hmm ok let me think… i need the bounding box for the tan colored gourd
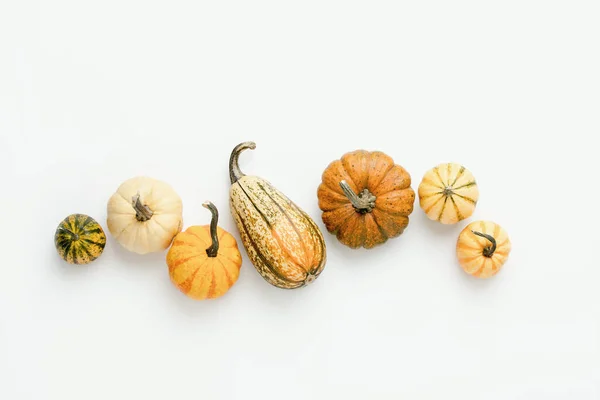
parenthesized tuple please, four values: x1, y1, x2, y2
(228, 142, 327, 289)
(418, 163, 479, 224)
(456, 220, 511, 278)
(107, 176, 183, 254)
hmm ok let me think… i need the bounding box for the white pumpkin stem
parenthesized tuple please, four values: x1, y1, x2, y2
(229, 141, 256, 184)
(339, 180, 376, 213)
(132, 193, 154, 222)
(471, 230, 497, 257)
(203, 201, 220, 257)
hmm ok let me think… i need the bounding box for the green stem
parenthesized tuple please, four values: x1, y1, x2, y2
(229, 141, 256, 184)
(203, 201, 220, 257)
(471, 230, 497, 257)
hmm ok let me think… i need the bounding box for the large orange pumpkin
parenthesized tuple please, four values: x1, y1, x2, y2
(317, 150, 415, 249)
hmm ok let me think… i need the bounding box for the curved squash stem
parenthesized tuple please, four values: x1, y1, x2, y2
(203, 201, 220, 257)
(132, 193, 154, 222)
(339, 180, 376, 213)
(471, 230, 497, 257)
(229, 141, 256, 184)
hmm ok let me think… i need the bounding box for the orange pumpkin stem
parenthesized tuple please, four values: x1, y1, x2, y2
(339, 180, 376, 213)
(229, 141, 256, 184)
(471, 230, 497, 257)
(203, 201, 220, 257)
(132, 193, 154, 222)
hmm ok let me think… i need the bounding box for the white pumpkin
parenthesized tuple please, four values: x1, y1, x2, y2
(107, 176, 183, 254)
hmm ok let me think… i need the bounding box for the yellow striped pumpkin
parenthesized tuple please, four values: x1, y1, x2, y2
(228, 142, 327, 289)
(456, 220, 511, 278)
(167, 202, 242, 300)
(54, 214, 106, 264)
(418, 163, 479, 224)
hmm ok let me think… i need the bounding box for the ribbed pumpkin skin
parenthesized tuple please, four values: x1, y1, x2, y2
(107, 176, 183, 254)
(456, 221, 511, 278)
(54, 214, 106, 264)
(167, 226, 242, 299)
(230, 176, 327, 289)
(317, 150, 415, 249)
(418, 163, 479, 224)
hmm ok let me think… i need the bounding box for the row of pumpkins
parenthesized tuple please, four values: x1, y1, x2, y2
(54, 142, 512, 299)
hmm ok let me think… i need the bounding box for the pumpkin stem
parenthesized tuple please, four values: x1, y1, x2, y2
(471, 230, 497, 257)
(132, 193, 154, 222)
(229, 141, 256, 184)
(203, 201, 220, 257)
(339, 180, 376, 213)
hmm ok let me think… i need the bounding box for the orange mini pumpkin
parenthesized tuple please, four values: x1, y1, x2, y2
(317, 150, 415, 249)
(456, 220, 511, 278)
(166, 202, 242, 300)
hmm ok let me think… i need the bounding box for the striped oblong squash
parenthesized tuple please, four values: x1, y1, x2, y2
(228, 142, 327, 289)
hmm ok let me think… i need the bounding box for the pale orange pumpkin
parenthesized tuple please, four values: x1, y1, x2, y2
(418, 163, 479, 224)
(166, 202, 242, 300)
(456, 220, 511, 278)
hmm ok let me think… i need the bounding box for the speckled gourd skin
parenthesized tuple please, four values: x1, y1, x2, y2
(317, 150, 415, 249)
(230, 175, 327, 289)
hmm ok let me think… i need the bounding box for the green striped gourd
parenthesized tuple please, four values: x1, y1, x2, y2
(54, 214, 106, 264)
(228, 142, 327, 289)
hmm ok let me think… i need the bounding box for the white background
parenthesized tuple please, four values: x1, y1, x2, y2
(1, 1, 599, 399)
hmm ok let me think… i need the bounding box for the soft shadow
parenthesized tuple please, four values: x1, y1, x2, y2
(454, 258, 501, 291)
(108, 237, 167, 269)
(417, 210, 462, 240)
(159, 274, 223, 317)
(244, 265, 318, 308)
(319, 221, 417, 272)
(52, 243, 104, 279)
